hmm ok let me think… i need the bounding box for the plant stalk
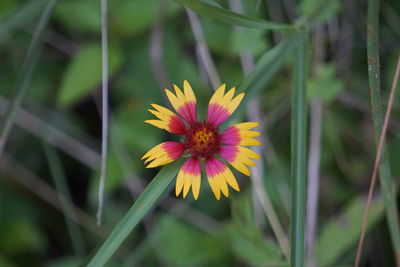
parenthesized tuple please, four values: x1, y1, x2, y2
(290, 30, 308, 267)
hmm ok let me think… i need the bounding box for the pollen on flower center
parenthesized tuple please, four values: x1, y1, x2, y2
(184, 122, 221, 158)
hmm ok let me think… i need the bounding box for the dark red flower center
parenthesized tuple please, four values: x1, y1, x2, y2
(184, 121, 221, 159)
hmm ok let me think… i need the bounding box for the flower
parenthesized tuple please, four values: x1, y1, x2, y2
(142, 81, 261, 200)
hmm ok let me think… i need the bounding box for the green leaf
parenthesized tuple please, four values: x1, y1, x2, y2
(54, 0, 100, 33)
(87, 159, 184, 267)
(0, 218, 46, 254)
(0, 256, 15, 267)
(316, 195, 384, 266)
(231, 29, 269, 57)
(111, 0, 181, 37)
(175, 0, 292, 31)
(0, 0, 17, 18)
(58, 44, 122, 107)
(307, 63, 343, 102)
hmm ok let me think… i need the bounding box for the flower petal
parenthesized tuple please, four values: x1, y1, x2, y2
(221, 122, 261, 146)
(164, 80, 197, 124)
(142, 142, 185, 168)
(207, 85, 244, 126)
(220, 145, 260, 176)
(205, 157, 240, 199)
(145, 104, 186, 134)
(175, 157, 201, 199)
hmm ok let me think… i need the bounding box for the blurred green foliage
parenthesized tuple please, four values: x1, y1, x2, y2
(0, 0, 399, 266)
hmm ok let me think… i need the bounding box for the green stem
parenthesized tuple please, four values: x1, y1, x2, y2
(367, 0, 400, 264)
(290, 30, 308, 267)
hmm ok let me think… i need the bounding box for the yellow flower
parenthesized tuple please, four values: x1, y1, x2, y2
(142, 81, 261, 200)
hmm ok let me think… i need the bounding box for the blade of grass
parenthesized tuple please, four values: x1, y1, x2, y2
(354, 0, 400, 264)
(42, 142, 86, 257)
(97, 0, 109, 226)
(290, 30, 309, 267)
(88, 158, 184, 267)
(354, 55, 400, 266)
(175, 0, 293, 31)
(0, 0, 59, 155)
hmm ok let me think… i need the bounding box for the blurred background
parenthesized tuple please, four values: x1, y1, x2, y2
(0, 0, 400, 266)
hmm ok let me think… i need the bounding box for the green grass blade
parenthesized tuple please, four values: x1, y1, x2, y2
(43, 142, 86, 257)
(175, 0, 292, 31)
(290, 30, 309, 267)
(87, 158, 184, 267)
(0, 0, 59, 155)
(366, 0, 400, 263)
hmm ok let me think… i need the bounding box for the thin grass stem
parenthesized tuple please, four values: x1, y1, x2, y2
(42, 142, 86, 257)
(97, 0, 109, 226)
(186, 8, 221, 89)
(354, 0, 400, 264)
(0, 0, 59, 155)
(306, 26, 325, 267)
(354, 54, 400, 266)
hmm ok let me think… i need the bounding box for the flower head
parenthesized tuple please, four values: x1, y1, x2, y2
(142, 81, 261, 200)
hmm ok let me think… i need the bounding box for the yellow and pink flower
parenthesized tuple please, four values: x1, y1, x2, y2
(142, 81, 261, 200)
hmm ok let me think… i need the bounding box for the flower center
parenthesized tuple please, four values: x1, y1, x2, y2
(184, 122, 221, 159)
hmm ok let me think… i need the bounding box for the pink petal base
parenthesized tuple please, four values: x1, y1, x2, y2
(207, 103, 230, 126)
(181, 157, 201, 175)
(219, 145, 237, 162)
(178, 102, 197, 124)
(221, 126, 240, 145)
(205, 157, 226, 178)
(162, 142, 185, 160)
